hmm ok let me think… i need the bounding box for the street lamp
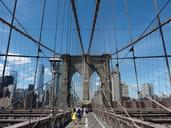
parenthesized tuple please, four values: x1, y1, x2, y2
(49, 55, 61, 126)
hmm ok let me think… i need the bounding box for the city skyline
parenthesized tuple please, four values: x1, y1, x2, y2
(0, 0, 170, 98)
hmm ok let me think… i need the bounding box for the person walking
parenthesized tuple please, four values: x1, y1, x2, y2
(76, 108, 82, 123)
(71, 108, 78, 126)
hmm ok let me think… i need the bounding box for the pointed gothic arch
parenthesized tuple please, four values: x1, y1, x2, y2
(59, 54, 111, 107)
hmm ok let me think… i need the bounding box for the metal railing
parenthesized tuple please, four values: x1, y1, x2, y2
(4, 111, 71, 128)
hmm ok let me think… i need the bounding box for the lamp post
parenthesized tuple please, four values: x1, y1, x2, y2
(49, 55, 61, 128)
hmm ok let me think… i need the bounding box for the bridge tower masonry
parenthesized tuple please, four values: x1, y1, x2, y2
(60, 54, 112, 107)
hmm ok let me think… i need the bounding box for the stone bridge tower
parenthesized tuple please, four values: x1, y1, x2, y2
(60, 54, 111, 107)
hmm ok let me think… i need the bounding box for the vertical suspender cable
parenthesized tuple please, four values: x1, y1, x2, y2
(53, 0, 60, 54)
(59, 0, 67, 54)
(87, 0, 101, 54)
(66, 1, 71, 54)
(131, 47, 143, 127)
(153, 0, 171, 87)
(2, 0, 17, 79)
(70, 0, 85, 55)
(29, 0, 46, 124)
(110, 0, 119, 69)
(124, 0, 143, 126)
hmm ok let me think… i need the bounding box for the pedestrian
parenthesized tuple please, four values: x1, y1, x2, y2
(76, 108, 82, 123)
(71, 108, 78, 126)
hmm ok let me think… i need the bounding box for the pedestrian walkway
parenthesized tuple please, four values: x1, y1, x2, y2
(66, 113, 105, 128)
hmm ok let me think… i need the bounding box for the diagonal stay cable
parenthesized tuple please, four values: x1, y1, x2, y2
(29, 0, 47, 123)
(109, 69, 171, 114)
(0, 16, 59, 55)
(32, 91, 57, 128)
(70, 0, 85, 55)
(100, 89, 123, 128)
(87, 0, 101, 54)
(50, 87, 78, 127)
(0, 78, 53, 113)
(101, 82, 139, 128)
(0, 0, 60, 58)
(110, 0, 171, 56)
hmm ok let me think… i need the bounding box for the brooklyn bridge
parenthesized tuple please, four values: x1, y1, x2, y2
(0, 0, 171, 127)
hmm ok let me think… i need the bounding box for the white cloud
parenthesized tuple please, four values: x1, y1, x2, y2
(5, 52, 32, 65)
(0, 63, 10, 75)
(25, 76, 34, 81)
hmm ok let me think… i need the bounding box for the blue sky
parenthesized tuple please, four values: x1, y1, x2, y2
(0, 0, 171, 98)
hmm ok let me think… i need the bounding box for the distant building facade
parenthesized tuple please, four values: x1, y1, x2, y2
(45, 84, 50, 105)
(142, 83, 154, 97)
(24, 84, 36, 109)
(0, 75, 15, 99)
(0, 71, 18, 109)
(36, 64, 44, 102)
(121, 83, 129, 98)
(110, 68, 121, 101)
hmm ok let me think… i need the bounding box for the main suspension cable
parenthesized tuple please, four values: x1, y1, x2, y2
(87, 0, 101, 54)
(70, 0, 85, 55)
(110, 0, 171, 56)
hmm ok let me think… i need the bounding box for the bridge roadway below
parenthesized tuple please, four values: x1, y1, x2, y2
(66, 112, 107, 128)
(1, 109, 171, 127)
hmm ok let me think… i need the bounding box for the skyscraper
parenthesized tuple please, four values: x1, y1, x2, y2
(36, 64, 44, 102)
(9, 71, 18, 98)
(0, 75, 15, 99)
(142, 83, 154, 97)
(121, 83, 129, 98)
(110, 68, 121, 101)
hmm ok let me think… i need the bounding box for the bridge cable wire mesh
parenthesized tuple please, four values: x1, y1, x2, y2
(123, 1, 143, 126)
(0, 0, 57, 60)
(100, 77, 140, 127)
(32, 88, 73, 128)
(59, 0, 67, 54)
(70, 0, 85, 55)
(90, 61, 138, 127)
(110, 0, 171, 56)
(108, 69, 171, 113)
(50, 86, 79, 128)
(152, 0, 171, 87)
(87, 0, 101, 54)
(0, 0, 60, 56)
(53, 0, 60, 54)
(0, 77, 54, 113)
(1, 0, 17, 89)
(94, 90, 123, 127)
(102, 88, 134, 127)
(29, 0, 47, 123)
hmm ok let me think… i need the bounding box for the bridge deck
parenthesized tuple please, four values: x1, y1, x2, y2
(66, 113, 106, 128)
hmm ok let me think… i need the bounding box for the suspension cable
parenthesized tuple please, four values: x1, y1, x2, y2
(29, 0, 47, 123)
(110, 0, 171, 56)
(152, 0, 171, 87)
(101, 81, 139, 128)
(123, 1, 143, 126)
(70, 0, 85, 55)
(59, 0, 67, 54)
(110, 69, 171, 114)
(128, 84, 171, 113)
(53, 0, 60, 54)
(93, 65, 138, 127)
(0, 78, 53, 113)
(0, 17, 58, 54)
(0, 0, 56, 62)
(87, 0, 101, 54)
(2, 0, 17, 80)
(130, 47, 144, 127)
(100, 89, 123, 128)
